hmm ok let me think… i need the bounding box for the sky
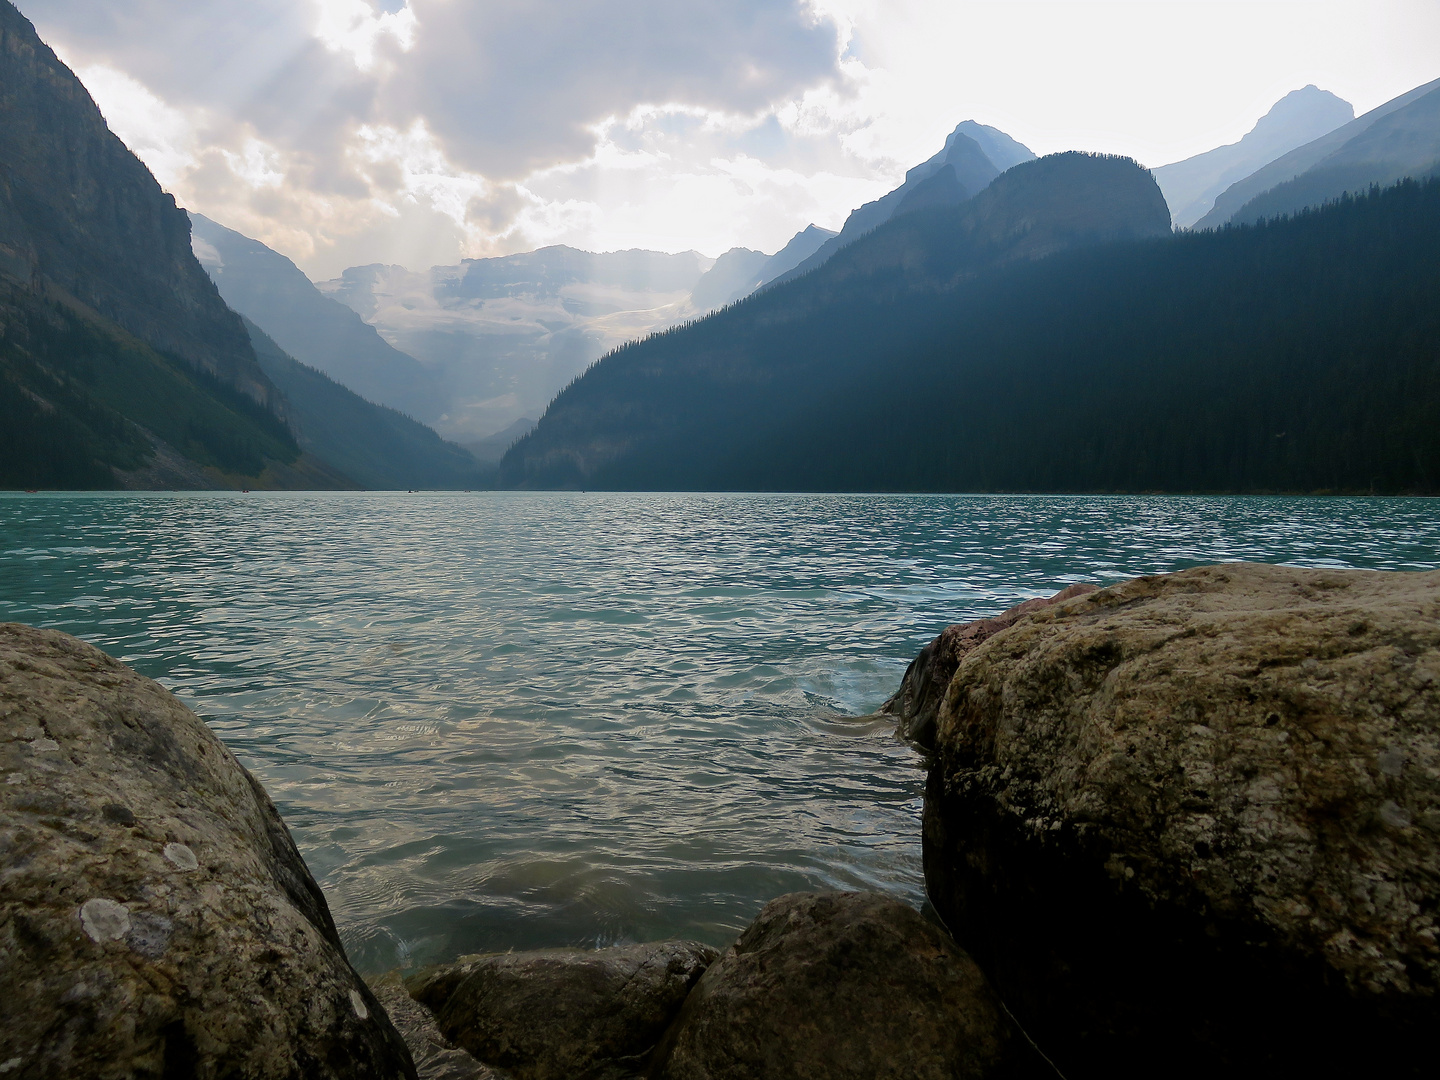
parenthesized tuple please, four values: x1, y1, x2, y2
(22, 0, 1440, 279)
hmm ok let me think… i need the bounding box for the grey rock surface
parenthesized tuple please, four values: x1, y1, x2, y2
(369, 972, 502, 1080)
(882, 583, 1097, 747)
(922, 563, 1440, 1077)
(0, 623, 416, 1079)
(654, 891, 1051, 1080)
(408, 941, 717, 1080)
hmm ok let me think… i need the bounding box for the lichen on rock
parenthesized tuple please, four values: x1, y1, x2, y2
(920, 563, 1440, 1076)
(654, 891, 1052, 1080)
(407, 940, 717, 1080)
(0, 623, 416, 1079)
(882, 582, 1098, 747)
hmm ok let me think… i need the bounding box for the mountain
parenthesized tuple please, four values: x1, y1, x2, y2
(463, 417, 536, 464)
(1153, 86, 1353, 227)
(498, 152, 1170, 490)
(318, 247, 719, 441)
(0, 0, 350, 489)
(500, 176, 1440, 494)
(189, 214, 444, 424)
(689, 247, 771, 312)
(0, 275, 335, 489)
(769, 121, 1036, 286)
(1196, 77, 1440, 229)
(1220, 84, 1440, 227)
(746, 225, 837, 290)
(0, 2, 279, 413)
(242, 318, 484, 490)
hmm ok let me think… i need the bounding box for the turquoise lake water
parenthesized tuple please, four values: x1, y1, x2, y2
(2, 491, 1437, 972)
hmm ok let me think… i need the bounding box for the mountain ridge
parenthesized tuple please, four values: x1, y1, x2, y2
(190, 212, 444, 424)
(498, 152, 1169, 489)
(0, 1, 280, 413)
(503, 178, 1440, 494)
(768, 121, 1036, 287)
(1153, 85, 1353, 227)
(1195, 76, 1440, 229)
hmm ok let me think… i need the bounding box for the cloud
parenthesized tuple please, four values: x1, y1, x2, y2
(388, 0, 843, 178)
(22, 0, 1440, 277)
(26, 0, 856, 274)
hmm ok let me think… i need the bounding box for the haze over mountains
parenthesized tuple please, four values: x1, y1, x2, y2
(311, 225, 849, 441)
(770, 121, 1036, 285)
(1195, 76, 1440, 229)
(5, 0, 1440, 494)
(0, 1, 482, 490)
(190, 214, 445, 426)
(1152, 86, 1354, 227)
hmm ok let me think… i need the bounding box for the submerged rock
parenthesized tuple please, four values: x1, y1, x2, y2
(407, 940, 717, 1080)
(654, 891, 1051, 1080)
(0, 623, 415, 1079)
(882, 583, 1097, 747)
(922, 564, 1440, 1076)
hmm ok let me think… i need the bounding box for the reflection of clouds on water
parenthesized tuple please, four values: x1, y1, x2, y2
(2, 491, 1437, 973)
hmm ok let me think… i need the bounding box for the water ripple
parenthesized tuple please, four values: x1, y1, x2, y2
(2, 491, 1437, 971)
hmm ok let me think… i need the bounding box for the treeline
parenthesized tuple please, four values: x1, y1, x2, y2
(1, 283, 300, 489)
(504, 179, 1440, 493)
(244, 318, 487, 491)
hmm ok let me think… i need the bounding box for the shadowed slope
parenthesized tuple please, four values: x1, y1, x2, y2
(499, 153, 1169, 490)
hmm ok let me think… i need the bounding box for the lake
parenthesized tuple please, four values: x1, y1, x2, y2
(2, 491, 1436, 972)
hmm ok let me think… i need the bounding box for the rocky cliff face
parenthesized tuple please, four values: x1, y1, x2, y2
(0, 1, 278, 410)
(920, 564, 1440, 1077)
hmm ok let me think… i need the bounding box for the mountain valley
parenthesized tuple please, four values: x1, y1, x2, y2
(3, 0, 1439, 494)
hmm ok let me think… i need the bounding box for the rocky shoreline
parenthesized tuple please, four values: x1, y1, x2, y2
(3, 563, 1437, 1077)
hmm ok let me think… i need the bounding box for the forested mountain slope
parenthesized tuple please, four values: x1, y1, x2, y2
(0, 278, 322, 489)
(0, 1, 278, 410)
(501, 175, 1440, 494)
(498, 152, 1171, 489)
(243, 319, 485, 490)
(0, 0, 351, 489)
(1196, 77, 1440, 229)
(191, 214, 444, 424)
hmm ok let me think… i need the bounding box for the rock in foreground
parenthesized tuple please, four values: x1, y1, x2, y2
(407, 941, 717, 1080)
(882, 583, 1098, 747)
(923, 564, 1440, 1077)
(0, 624, 415, 1079)
(654, 891, 1051, 1080)
(369, 972, 501, 1080)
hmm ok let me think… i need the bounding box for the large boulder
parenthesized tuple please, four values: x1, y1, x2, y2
(407, 941, 717, 1080)
(882, 583, 1098, 746)
(0, 623, 416, 1079)
(922, 564, 1440, 1077)
(653, 891, 1051, 1080)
